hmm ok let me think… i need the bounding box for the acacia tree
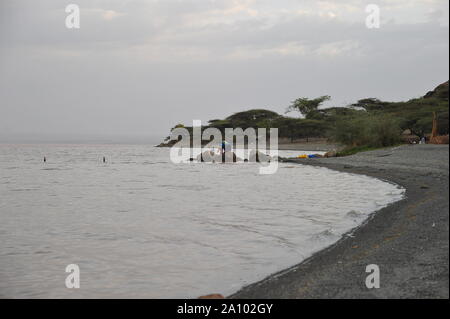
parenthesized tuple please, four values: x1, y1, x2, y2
(286, 96, 331, 117)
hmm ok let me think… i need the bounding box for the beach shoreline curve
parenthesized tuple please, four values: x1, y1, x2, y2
(230, 144, 449, 299)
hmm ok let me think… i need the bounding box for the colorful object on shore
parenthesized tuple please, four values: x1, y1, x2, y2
(297, 154, 321, 159)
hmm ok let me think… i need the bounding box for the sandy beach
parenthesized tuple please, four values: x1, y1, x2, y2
(231, 144, 449, 299)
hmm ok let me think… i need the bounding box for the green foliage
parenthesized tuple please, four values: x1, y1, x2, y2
(273, 117, 328, 142)
(375, 97, 449, 137)
(273, 117, 302, 142)
(171, 123, 185, 131)
(286, 96, 331, 117)
(225, 109, 280, 127)
(330, 115, 402, 148)
(424, 81, 449, 100)
(350, 98, 390, 111)
(207, 119, 232, 132)
(169, 81, 448, 150)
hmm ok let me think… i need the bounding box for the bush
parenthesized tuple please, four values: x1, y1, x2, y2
(370, 116, 403, 147)
(330, 116, 371, 147)
(330, 115, 402, 148)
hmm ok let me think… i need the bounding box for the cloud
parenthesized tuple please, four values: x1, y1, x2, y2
(0, 0, 448, 138)
(85, 8, 126, 21)
(1, 0, 448, 60)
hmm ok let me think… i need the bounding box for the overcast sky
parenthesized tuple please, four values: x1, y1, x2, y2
(0, 0, 449, 142)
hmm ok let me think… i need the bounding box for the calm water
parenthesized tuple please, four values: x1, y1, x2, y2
(0, 144, 405, 298)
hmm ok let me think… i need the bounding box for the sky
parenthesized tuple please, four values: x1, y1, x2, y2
(0, 0, 449, 143)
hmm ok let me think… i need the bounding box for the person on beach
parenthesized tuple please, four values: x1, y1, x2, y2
(221, 141, 226, 154)
(220, 140, 235, 163)
(420, 136, 426, 144)
(221, 140, 231, 153)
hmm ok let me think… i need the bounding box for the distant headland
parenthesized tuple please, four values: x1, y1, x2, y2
(157, 81, 449, 154)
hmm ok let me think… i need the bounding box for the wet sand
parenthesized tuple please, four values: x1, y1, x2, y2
(231, 144, 449, 299)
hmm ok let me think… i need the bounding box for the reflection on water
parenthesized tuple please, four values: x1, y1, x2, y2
(0, 144, 404, 298)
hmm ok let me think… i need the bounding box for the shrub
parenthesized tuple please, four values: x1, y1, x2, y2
(330, 115, 402, 148)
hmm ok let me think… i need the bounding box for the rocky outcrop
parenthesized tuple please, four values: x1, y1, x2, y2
(194, 150, 276, 163)
(156, 140, 177, 148)
(424, 81, 449, 100)
(196, 151, 240, 163)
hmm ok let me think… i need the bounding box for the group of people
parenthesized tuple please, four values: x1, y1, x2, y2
(410, 136, 427, 144)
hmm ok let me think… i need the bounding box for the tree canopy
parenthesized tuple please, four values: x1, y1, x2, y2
(162, 81, 449, 148)
(286, 96, 331, 117)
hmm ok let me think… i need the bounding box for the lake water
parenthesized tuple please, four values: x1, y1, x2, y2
(0, 144, 405, 298)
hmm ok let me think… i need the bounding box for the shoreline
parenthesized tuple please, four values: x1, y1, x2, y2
(277, 142, 339, 152)
(230, 144, 449, 298)
(156, 141, 339, 152)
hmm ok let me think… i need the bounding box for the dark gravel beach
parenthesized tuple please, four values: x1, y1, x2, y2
(231, 144, 449, 299)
